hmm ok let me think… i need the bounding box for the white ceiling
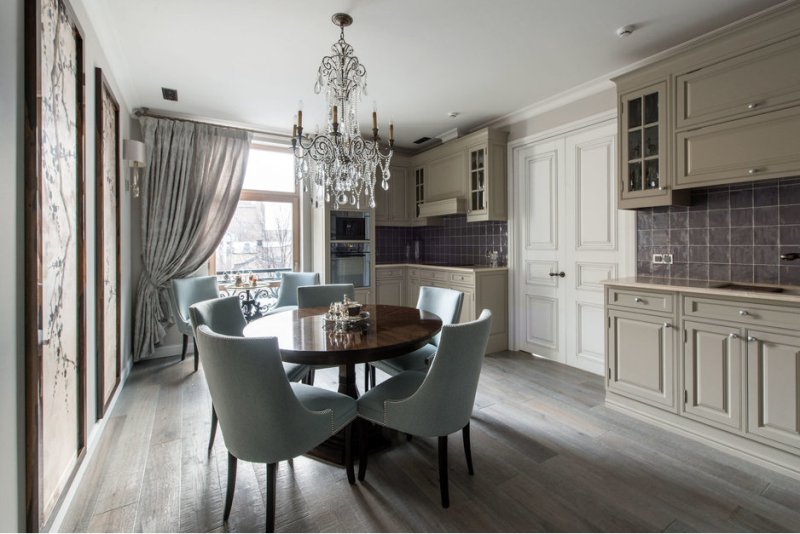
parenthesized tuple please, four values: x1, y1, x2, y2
(85, 0, 785, 148)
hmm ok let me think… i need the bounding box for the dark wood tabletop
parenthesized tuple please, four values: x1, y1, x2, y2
(242, 304, 443, 367)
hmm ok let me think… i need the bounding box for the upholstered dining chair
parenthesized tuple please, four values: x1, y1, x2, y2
(266, 271, 320, 315)
(297, 283, 356, 385)
(356, 309, 492, 508)
(367, 286, 464, 391)
(194, 325, 357, 532)
(297, 283, 355, 308)
(168, 275, 220, 371)
(189, 296, 311, 452)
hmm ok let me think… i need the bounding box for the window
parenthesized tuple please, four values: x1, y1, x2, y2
(212, 145, 299, 279)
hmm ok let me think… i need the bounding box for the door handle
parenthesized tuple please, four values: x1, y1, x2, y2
(549, 272, 566, 278)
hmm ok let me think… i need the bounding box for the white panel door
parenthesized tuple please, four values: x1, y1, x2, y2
(514, 139, 566, 361)
(564, 123, 627, 374)
(513, 120, 634, 374)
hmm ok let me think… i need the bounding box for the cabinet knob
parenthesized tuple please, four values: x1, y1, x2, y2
(747, 336, 758, 343)
(739, 310, 749, 316)
(663, 323, 672, 328)
(747, 168, 759, 175)
(634, 297, 643, 303)
(729, 333, 739, 339)
(746, 102, 759, 110)
(658, 185, 668, 191)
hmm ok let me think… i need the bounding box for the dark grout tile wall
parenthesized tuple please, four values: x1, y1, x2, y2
(636, 177, 800, 285)
(376, 215, 508, 266)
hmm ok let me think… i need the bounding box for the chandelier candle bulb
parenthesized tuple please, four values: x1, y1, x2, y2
(389, 123, 394, 143)
(297, 109, 303, 129)
(333, 105, 338, 126)
(372, 110, 377, 130)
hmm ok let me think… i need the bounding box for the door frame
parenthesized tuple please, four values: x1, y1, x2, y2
(507, 109, 636, 355)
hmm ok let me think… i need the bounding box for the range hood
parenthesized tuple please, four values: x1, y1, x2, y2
(418, 198, 467, 218)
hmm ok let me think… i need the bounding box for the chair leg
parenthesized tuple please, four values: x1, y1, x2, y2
(345, 423, 355, 485)
(266, 462, 276, 532)
(180, 334, 188, 361)
(406, 433, 413, 442)
(438, 436, 450, 508)
(224, 453, 237, 521)
(208, 405, 218, 453)
(306, 368, 315, 385)
(462, 423, 474, 475)
(370, 365, 376, 388)
(193, 338, 199, 372)
(363, 364, 370, 392)
(358, 419, 369, 481)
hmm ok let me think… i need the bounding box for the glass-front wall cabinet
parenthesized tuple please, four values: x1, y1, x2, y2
(621, 82, 668, 202)
(414, 167, 425, 218)
(469, 146, 486, 213)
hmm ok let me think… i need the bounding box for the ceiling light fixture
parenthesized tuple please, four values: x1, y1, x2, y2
(291, 13, 394, 209)
(616, 25, 635, 38)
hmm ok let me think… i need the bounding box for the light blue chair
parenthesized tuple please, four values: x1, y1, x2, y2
(297, 283, 355, 309)
(189, 296, 311, 452)
(194, 324, 357, 532)
(356, 310, 492, 508)
(266, 272, 320, 315)
(297, 283, 356, 385)
(168, 275, 220, 371)
(368, 286, 464, 390)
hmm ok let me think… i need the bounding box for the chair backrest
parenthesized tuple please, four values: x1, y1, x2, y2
(297, 283, 355, 308)
(194, 325, 335, 464)
(168, 276, 220, 334)
(383, 309, 492, 437)
(417, 286, 464, 347)
(274, 272, 320, 308)
(189, 296, 246, 337)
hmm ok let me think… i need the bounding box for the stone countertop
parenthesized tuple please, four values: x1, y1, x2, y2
(603, 276, 800, 305)
(376, 263, 509, 273)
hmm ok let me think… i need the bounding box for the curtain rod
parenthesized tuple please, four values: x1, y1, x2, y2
(133, 107, 293, 143)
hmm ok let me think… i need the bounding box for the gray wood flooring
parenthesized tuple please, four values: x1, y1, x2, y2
(61, 352, 800, 532)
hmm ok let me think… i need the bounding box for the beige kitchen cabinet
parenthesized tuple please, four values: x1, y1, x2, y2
(375, 267, 405, 306)
(410, 166, 428, 226)
(466, 129, 508, 222)
(676, 34, 800, 130)
(683, 320, 744, 431)
(407, 269, 421, 305)
(354, 287, 374, 305)
(607, 307, 677, 411)
(746, 328, 800, 451)
(675, 106, 800, 188)
(374, 164, 409, 226)
(425, 151, 466, 202)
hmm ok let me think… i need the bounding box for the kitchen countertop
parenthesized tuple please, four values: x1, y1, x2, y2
(603, 276, 800, 304)
(376, 263, 508, 273)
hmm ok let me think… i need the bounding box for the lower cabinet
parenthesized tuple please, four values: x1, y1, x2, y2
(746, 328, 800, 450)
(376, 278, 404, 306)
(683, 320, 744, 430)
(607, 308, 676, 410)
(354, 287, 373, 305)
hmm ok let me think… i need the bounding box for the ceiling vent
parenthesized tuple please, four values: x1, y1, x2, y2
(161, 87, 178, 101)
(413, 136, 432, 145)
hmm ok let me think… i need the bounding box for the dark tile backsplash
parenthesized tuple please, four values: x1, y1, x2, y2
(636, 178, 800, 286)
(376, 215, 508, 266)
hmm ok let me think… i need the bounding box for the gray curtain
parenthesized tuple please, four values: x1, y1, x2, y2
(133, 117, 252, 360)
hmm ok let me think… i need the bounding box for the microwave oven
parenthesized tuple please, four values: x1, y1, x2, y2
(331, 211, 369, 241)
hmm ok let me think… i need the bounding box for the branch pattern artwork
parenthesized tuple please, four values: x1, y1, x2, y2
(39, 0, 82, 520)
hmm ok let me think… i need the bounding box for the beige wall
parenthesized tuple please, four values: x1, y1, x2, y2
(506, 87, 617, 142)
(0, 0, 135, 527)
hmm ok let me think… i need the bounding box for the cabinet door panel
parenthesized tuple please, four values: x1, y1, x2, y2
(376, 279, 404, 306)
(747, 329, 800, 450)
(683, 321, 744, 430)
(426, 151, 466, 201)
(608, 309, 675, 410)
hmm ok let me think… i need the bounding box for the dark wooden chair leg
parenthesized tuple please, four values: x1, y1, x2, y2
(358, 419, 369, 481)
(438, 435, 450, 508)
(180, 334, 188, 361)
(462, 423, 474, 475)
(193, 338, 199, 372)
(370, 365, 376, 388)
(363, 364, 370, 392)
(345, 423, 355, 484)
(307, 368, 315, 385)
(406, 433, 413, 442)
(208, 405, 218, 453)
(266, 462, 277, 532)
(224, 453, 237, 521)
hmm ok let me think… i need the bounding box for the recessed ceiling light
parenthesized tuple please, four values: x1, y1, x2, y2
(616, 25, 635, 38)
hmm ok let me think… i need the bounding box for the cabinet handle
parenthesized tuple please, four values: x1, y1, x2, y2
(549, 272, 566, 278)
(663, 323, 672, 328)
(634, 297, 644, 303)
(739, 310, 749, 316)
(729, 333, 739, 339)
(747, 336, 758, 343)
(746, 102, 759, 110)
(747, 168, 759, 175)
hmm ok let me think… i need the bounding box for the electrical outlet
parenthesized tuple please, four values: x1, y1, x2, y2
(663, 253, 673, 264)
(652, 254, 664, 264)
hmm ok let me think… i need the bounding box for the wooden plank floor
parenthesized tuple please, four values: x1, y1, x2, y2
(61, 352, 800, 532)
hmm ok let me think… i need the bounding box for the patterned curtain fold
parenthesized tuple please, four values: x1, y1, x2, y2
(133, 117, 252, 360)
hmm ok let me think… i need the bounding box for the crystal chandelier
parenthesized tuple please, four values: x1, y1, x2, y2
(292, 13, 394, 209)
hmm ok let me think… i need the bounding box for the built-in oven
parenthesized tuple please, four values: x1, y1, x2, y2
(330, 242, 371, 288)
(331, 210, 370, 241)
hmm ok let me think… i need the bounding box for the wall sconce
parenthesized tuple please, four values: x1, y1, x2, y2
(122, 139, 145, 197)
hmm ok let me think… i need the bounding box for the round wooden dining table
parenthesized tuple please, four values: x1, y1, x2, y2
(242, 304, 443, 399)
